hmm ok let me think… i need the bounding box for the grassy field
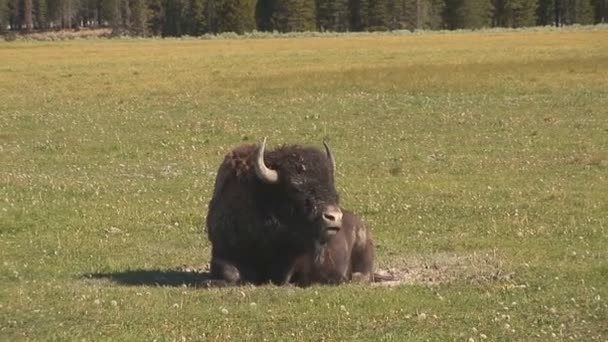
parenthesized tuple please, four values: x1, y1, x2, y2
(1, 28, 607, 340)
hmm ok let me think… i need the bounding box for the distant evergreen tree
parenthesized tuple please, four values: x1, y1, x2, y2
(494, 0, 537, 27)
(351, 0, 389, 31)
(218, 0, 255, 33)
(425, 0, 445, 28)
(147, 0, 163, 34)
(395, 0, 415, 30)
(0, 0, 8, 31)
(444, 0, 493, 29)
(365, 0, 389, 30)
(536, 0, 555, 25)
(103, 0, 114, 26)
(34, 0, 48, 28)
(272, 0, 315, 32)
(206, 0, 219, 32)
(104, 0, 121, 30)
(255, 0, 274, 30)
(386, 0, 405, 30)
(593, 0, 607, 22)
(396, 0, 444, 30)
(184, 0, 206, 35)
(61, 0, 79, 28)
(317, 0, 349, 31)
(129, 0, 149, 35)
(562, 0, 594, 24)
(348, 0, 363, 30)
(240, 0, 257, 32)
(79, 0, 94, 27)
(24, 0, 33, 30)
(161, 0, 185, 35)
(8, 0, 21, 30)
(555, 0, 563, 26)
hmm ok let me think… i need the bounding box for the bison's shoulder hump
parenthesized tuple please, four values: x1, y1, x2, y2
(222, 144, 258, 177)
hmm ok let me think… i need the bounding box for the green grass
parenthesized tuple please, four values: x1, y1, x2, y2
(1, 28, 607, 340)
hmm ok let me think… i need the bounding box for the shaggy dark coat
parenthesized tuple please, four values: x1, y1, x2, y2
(206, 143, 340, 285)
(285, 209, 375, 286)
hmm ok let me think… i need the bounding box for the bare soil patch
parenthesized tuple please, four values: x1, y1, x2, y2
(373, 251, 514, 287)
(87, 251, 513, 288)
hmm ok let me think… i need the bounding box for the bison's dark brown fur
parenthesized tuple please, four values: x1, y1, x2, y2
(206, 140, 343, 285)
(285, 209, 375, 286)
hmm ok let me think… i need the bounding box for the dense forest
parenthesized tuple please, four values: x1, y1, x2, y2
(1, 0, 606, 36)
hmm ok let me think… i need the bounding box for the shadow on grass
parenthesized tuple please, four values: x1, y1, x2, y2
(86, 269, 230, 288)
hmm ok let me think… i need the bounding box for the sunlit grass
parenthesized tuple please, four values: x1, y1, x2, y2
(1, 28, 607, 340)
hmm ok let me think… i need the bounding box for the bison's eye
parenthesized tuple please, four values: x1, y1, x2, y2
(304, 198, 313, 212)
(296, 164, 306, 173)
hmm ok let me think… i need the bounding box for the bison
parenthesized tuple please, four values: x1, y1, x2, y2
(205, 138, 345, 285)
(285, 209, 375, 286)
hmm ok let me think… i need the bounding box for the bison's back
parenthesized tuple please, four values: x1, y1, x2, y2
(206, 144, 261, 252)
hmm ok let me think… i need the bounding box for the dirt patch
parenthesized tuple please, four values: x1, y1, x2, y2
(373, 251, 514, 287)
(87, 251, 513, 288)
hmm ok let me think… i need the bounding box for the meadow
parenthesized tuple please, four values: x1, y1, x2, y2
(1, 27, 607, 340)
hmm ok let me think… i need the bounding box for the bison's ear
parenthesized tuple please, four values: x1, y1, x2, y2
(255, 137, 279, 184)
(323, 142, 336, 176)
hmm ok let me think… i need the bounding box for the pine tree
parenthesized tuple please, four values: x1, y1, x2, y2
(0, 0, 8, 31)
(386, 0, 404, 30)
(494, 0, 537, 27)
(351, 0, 390, 31)
(562, 0, 594, 24)
(348, 0, 364, 30)
(593, 0, 607, 23)
(8, 0, 20, 30)
(398, 0, 444, 31)
(317, 0, 349, 31)
(79, 0, 92, 27)
(104, 0, 121, 30)
(147, 0, 163, 35)
(366, 0, 389, 31)
(443, 0, 459, 29)
(129, 0, 149, 35)
(218, 0, 255, 33)
(161, 0, 185, 35)
(24, 0, 33, 30)
(206, 0, 219, 33)
(272, 0, 315, 32)
(95, 0, 104, 26)
(255, 0, 273, 30)
(536, 0, 555, 25)
(555, 0, 563, 26)
(185, 0, 206, 35)
(444, 0, 493, 29)
(425, 0, 445, 29)
(34, 0, 48, 29)
(60, 0, 78, 28)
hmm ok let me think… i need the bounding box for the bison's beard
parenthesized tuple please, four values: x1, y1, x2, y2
(313, 240, 327, 268)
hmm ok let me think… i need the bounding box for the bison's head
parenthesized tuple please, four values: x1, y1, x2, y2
(255, 138, 343, 244)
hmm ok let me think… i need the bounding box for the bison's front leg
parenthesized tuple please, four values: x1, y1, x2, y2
(266, 256, 303, 286)
(351, 238, 375, 283)
(210, 257, 242, 285)
(282, 253, 313, 286)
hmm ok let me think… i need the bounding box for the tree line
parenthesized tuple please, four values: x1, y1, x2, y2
(1, 0, 606, 36)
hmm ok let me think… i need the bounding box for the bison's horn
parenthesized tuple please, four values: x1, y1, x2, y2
(323, 142, 335, 176)
(255, 137, 279, 184)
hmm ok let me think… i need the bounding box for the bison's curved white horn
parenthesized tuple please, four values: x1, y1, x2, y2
(255, 138, 279, 184)
(323, 142, 335, 176)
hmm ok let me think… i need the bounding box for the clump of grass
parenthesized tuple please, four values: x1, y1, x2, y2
(3, 28, 113, 41)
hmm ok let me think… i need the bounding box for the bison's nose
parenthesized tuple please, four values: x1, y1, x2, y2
(322, 206, 343, 235)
